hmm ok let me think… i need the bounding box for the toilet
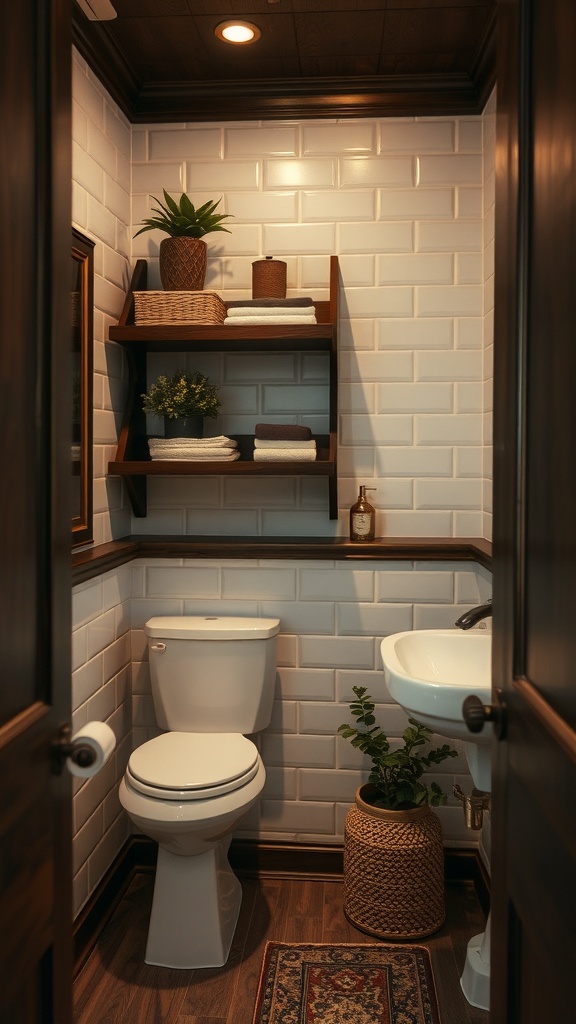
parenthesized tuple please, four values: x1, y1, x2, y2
(119, 614, 280, 969)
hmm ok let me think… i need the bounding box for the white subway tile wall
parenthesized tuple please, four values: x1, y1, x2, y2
(71, 565, 133, 916)
(126, 108, 494, 537)
(72, 51, 131, 547)
(482, 92, 496, 541)
(71, 53, 494, 540)
(70, 57, 496, 912)
(71, 558, 492, 915)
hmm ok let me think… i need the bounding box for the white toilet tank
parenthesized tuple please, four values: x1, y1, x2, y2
(144, 615, 280, 733)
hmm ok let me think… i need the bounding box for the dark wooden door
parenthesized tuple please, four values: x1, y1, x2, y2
(0, 0, 73, 1021)
(491, 0, 576, 1020)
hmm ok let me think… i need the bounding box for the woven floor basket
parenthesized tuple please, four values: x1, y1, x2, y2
(343, 793, 445, 940)
(133, 291, 227, 325)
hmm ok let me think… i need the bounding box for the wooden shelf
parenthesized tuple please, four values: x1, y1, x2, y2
(107, 257, 339, 518)
(72, 537, 493, 586)
(108, 324, 335, 348)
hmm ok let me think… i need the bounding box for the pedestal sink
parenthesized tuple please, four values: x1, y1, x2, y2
(380, 628, 492, 1011)
(380, 628, 492, 790)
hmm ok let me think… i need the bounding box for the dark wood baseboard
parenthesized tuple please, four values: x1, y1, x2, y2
(73, 836, 157, 975)
(73, 836, 490, 977)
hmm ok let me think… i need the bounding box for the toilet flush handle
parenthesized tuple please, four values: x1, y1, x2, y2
(150, 643, 166, 652)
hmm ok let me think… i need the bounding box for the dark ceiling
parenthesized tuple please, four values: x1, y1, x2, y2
(73, 0, 497, 123)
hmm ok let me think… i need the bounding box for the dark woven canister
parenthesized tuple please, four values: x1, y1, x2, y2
(252, 257, 287, 299)
(343, 786, 445, 941)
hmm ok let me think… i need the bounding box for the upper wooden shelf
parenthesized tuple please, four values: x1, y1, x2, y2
(108, 324, 335, 349)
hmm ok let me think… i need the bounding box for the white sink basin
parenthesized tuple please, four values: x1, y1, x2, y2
(380, 628, 492, 790)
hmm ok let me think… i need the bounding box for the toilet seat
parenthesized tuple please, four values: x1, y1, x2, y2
(126, 732, 259, 801)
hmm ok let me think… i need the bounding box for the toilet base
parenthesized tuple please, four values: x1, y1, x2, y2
(145, 841, 242, 969)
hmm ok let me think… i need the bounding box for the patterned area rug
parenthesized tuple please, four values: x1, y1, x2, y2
(252, 942, 442, 1024)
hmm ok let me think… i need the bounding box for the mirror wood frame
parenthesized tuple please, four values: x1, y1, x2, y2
(71, 227, 94, 546)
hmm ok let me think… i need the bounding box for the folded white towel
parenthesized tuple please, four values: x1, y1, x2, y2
(149, 448, 240, 462)
(253, 449, 317, 462)
(254, 439, 316, 449)
(224, 315, 317, 325)
(151, 435, 237, 448)
(149, 446, 238, 453)
(227, 306, 316, 318)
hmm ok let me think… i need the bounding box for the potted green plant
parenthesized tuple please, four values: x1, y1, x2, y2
(142, 369, 221, 438)
(338, 685, 457, 810)
(338, 686, 458, 941)
(134, 190, 233, 291)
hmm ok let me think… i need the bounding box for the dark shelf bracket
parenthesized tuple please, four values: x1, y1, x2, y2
(125, 476, 147, 518)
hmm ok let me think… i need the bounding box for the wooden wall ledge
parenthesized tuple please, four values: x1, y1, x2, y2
(72, 536, 492, 585)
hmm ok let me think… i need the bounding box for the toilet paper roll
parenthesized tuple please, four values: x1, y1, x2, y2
(67, 721, 116, 778)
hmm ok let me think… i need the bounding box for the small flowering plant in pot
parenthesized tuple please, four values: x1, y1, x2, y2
(142, 369, 221, 438)
(338, 685, 458, 810)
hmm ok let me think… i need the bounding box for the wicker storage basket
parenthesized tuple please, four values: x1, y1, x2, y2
(133, 291, 227, 325)
(343, 788, 445, 940)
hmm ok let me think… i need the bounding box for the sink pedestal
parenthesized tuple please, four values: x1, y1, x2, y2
(461, 913, 490, 1010)
(378, 628, 493, 1013)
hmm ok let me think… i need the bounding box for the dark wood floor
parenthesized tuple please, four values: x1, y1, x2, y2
(74, 871, 489, 1024)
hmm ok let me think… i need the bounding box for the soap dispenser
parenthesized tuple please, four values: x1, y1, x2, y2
(350, 486, 377, 542)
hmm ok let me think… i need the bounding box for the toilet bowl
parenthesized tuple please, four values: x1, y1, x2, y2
(119, 615, 279, 969)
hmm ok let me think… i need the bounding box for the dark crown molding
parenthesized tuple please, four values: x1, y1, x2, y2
(72, 11, 496, 124)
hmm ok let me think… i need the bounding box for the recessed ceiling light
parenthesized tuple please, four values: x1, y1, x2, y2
(214, 20, 261, 45)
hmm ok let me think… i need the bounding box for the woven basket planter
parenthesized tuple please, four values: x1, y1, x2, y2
(343, 785, 445, 941)
(159, 236, 207, 291)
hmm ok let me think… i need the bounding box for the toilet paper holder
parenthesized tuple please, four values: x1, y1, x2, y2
(52, 723, 97, 774)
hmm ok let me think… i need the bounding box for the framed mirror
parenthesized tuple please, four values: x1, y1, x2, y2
(71, 228, 94, 546)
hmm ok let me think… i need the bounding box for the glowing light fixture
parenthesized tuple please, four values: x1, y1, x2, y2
(214, 20, 261, 44)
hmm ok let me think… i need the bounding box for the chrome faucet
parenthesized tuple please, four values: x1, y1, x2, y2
(455, 599, 492, 630)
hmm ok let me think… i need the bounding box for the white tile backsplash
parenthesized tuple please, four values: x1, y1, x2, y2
(339, 156, 414, 187)
(264, 158, 336, 188)
(302, 122, 375, 154)
(226, 126, 298, 156)
(379, 120, 455, 153)
(378, 317, 454, 349)
(418, 154, 483, 185)
(148, 127, 222, 160)
(340, 220, 414, 254)
(377, 253, 454, 285)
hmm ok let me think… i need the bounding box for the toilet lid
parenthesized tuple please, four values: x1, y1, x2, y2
(126, 732, 260, 800)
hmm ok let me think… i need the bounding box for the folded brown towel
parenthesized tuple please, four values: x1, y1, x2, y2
(255, 423, 312, 440)
(226, 297, 314, 308)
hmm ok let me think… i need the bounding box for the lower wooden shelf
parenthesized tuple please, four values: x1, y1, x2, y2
(108, 433, 338, 518)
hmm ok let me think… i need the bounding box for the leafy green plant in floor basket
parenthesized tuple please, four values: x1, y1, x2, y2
(338, 686, 458, 810)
